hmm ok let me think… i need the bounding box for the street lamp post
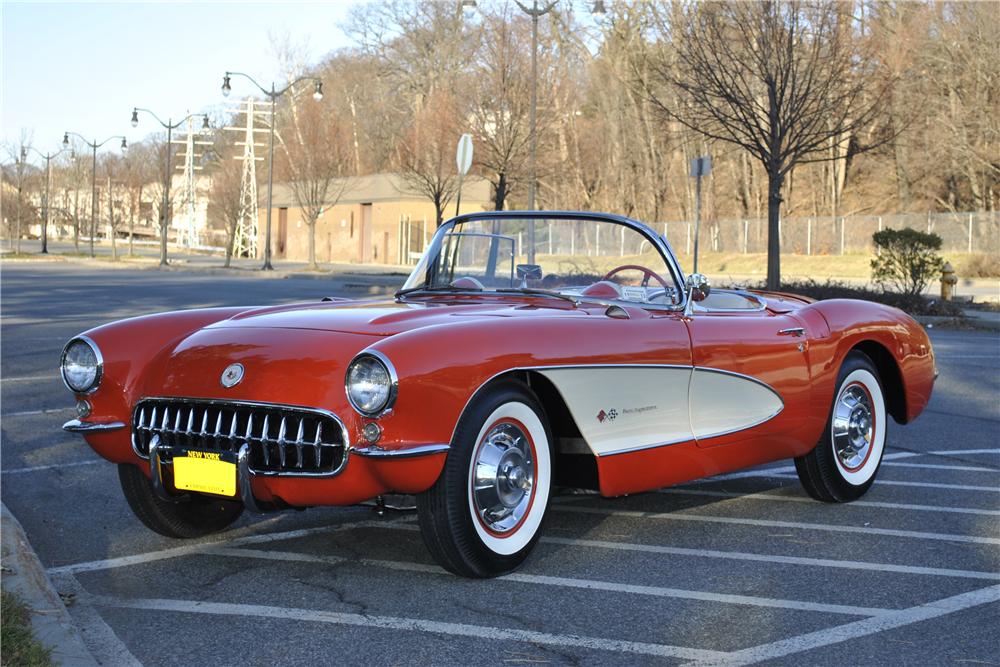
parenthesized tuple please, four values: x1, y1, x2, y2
(222, 71, 323, 270)
(514, 0, 557, 264)
(63, 132, 127, 258)
(24, 145, 71, 254)
(130, 108, 210, 266)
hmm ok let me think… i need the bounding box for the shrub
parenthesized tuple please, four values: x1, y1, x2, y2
(871, 228, 944, 296)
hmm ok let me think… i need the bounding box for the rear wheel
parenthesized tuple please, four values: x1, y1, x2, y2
(795, 351, 887, 502)
(417, 381, 552, 577)
(118, 464, 243, 538)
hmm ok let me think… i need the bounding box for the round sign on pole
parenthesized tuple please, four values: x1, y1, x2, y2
(456, 133, 473, 175)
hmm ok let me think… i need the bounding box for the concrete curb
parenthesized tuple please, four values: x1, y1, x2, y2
(914, 314, 1000, 331)
(1, 503, 98, 667)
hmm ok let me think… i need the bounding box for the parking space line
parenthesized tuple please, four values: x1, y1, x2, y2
(3, 460, 101, 475)
(883, 461, 996, 472)
(685, 584, 1000, 667)
(209, 547, 890, 617)
(2, 407, 73, 418)
(553, 506, 1000, 545)
(656, 488, 1000, 517)
(365, 523, 1000, 581)
(47, 572, 142, 667)
(47, 518, 410, 575)
(740, 472, 1000, 493)
(928, 449, 1000, 456)
(0, 375, 58, 383)
(87, 595, 728, 662)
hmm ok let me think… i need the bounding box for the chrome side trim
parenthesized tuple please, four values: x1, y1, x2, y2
(59, 335, 104, 395)
(63, 419, 125, 433)
(345, 349, 399, 418)
(598, 436, 693, 457)
(352, 443, 450, 459)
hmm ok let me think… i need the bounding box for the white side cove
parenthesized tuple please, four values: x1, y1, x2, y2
(538, 366, 783, 457)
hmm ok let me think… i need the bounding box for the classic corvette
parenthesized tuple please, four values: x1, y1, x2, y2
(61, 211, 936, 577)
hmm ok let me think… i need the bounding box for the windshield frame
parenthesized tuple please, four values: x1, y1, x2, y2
(399, 210, 688, 312)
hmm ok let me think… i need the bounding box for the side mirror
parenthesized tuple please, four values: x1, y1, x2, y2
(516, 263, 542, 288)
(685, 273, 711, 302)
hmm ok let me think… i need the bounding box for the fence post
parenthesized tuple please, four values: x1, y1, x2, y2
(548, 222, 553, 255)
(686, 222, 691, 255)
(968, 213, 973, 253)
(876, 216, 882, 257)
(807, 218, 812, 256)
(927, 211, 931, 233)
(840, 217, 845, 255)
(743, 219, 748, 254)
(620, 225, 625, 257)
(596, 225, 601, 256)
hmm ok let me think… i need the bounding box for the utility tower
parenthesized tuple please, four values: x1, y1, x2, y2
(171, 115, 212, 247)
(224, 97, 270, 258)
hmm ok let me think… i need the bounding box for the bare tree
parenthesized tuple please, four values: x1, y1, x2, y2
(279, 92, 352, 269)
(4, 133, 34, 253)
(206, 138, 245, 268)
(645, 1, 891, 288)
(397, 91, 462, 226)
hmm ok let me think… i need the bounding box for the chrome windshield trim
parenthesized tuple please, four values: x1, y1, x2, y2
(352, 443, 450, 459)
(63, 419, 125, 433)
(410, 211, 688, 312)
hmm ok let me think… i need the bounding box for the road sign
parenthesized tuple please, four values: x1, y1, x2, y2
(690, 156, 711, 177)
(456, 134, 473, 175)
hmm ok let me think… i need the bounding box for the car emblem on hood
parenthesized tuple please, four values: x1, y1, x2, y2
(221, 363, 245, 388)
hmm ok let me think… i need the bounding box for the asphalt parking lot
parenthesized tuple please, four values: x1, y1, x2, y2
(2, 260, 998, 666)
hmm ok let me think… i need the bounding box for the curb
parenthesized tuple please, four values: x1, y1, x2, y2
(914, 315, 1000, 331)
(1, 503, 98, 667)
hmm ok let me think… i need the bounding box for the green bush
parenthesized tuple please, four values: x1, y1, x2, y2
(871, 228, 944, 296)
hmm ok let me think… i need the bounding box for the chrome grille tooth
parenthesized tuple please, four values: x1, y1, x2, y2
(150, 406, 157, 431)
(314, 422, 323, 467)
(277, 416, 287, 468)
(261, 415, 270, 443)
(230, 411, 239, 439)
(200, 410, 209, 437)
(173, 408, 182, 433)
(295, 419, 305, 468)
(258, 414, 269, 466)
(214, 411, 223, 439)
(161, 406, 170, 431)
(186, 408, 195, 435)
(138, 407, 147, 429)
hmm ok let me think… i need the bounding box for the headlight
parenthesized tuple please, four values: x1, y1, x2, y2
(345, 352, 397, 416)
(60, 337, 103, 394)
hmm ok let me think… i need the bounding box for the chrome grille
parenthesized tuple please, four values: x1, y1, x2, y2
(131, 398, 347, 476)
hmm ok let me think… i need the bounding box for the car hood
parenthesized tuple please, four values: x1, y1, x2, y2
(205, 297, 590, 337)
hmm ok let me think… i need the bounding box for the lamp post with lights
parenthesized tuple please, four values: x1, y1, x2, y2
(130, 108, 210, 266)
(23, 144, 71, 254)
(221, 71, 323, 270)
(62, 132, 127, 258)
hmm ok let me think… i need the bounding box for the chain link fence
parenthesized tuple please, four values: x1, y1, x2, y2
(656, 211, 1000, 257)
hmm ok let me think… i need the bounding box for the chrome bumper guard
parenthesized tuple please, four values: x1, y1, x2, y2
(63, 419, 125, 433)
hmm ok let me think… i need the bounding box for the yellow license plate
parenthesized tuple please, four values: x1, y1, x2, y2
(172, 451, 237, 497)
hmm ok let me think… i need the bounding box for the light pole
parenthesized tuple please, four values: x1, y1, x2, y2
(514, 0, 557, 263)
(130, 108, 210, 266)
(24, 145, 71, 254)
(222, 71, 323, 270)
(63, 132, 127, 258)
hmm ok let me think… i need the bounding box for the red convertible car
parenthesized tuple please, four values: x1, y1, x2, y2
(61, 211, 936, 577)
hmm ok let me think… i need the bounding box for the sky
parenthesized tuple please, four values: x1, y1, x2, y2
(2, 1, 359, 156)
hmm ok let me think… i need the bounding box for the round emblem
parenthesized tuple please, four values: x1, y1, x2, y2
(220, 363, 245, 388)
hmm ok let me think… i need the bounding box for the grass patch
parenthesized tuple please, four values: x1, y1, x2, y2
(765, 279, 966, 317)
(1, 591, 53, 667)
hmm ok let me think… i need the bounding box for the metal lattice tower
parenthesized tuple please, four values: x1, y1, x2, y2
(177, 116, 199, 247)
(225, 98, 270, 258)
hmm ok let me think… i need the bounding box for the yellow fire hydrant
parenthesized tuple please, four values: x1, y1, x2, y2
(940, 262, 958, 301)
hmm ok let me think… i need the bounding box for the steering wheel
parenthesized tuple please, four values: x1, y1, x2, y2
(602, 264, 670, 289)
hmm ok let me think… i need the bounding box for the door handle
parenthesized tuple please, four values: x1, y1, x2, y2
(777, 327, 805, 337)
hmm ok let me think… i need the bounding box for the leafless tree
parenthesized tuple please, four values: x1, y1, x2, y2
(206, 137, 245, 268)
(397, 91, 462, 226)
(645, 0, 891, 288)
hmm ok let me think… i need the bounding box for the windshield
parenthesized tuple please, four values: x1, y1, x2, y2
(400, 215, 681, 306)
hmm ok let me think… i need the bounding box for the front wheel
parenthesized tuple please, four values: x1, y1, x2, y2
(417, 381, 552, 578)
(795, 351, 888, 502)
(118, 464, 244, 538)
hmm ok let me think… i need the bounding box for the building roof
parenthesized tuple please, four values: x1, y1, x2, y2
(268, 172, 492, 208)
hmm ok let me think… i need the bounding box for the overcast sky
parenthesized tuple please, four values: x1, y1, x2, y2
(2, 1, 358, 155)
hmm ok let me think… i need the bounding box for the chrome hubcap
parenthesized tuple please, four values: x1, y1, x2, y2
(473, 422, 534, 534)
(833, 383, 874, 470)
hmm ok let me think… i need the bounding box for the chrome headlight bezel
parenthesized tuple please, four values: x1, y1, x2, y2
(60, 336, 103, 395)
(345, 351, 398, 417)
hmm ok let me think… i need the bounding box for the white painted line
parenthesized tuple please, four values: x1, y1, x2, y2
(553, 505, 1000, 545)
(928, 449, 1000, 457)
(0, 375, 58, 383)
(539, 535, 1000, 581)
(657, 488, 1000, 517)
(47, 518, 409, 575)
(48, 573, 142, 667)
(883, 461, 996, 472)
(743, 472, 1000, 493)
(3, 460, 101, 475)
(89, 595, 727, 662)
(685, 584, 1000, 667)
(2, 407, 73, 418)
(209, 547, 890, 617)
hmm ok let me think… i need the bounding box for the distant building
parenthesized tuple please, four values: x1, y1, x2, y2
(260, 173, 492, 265)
